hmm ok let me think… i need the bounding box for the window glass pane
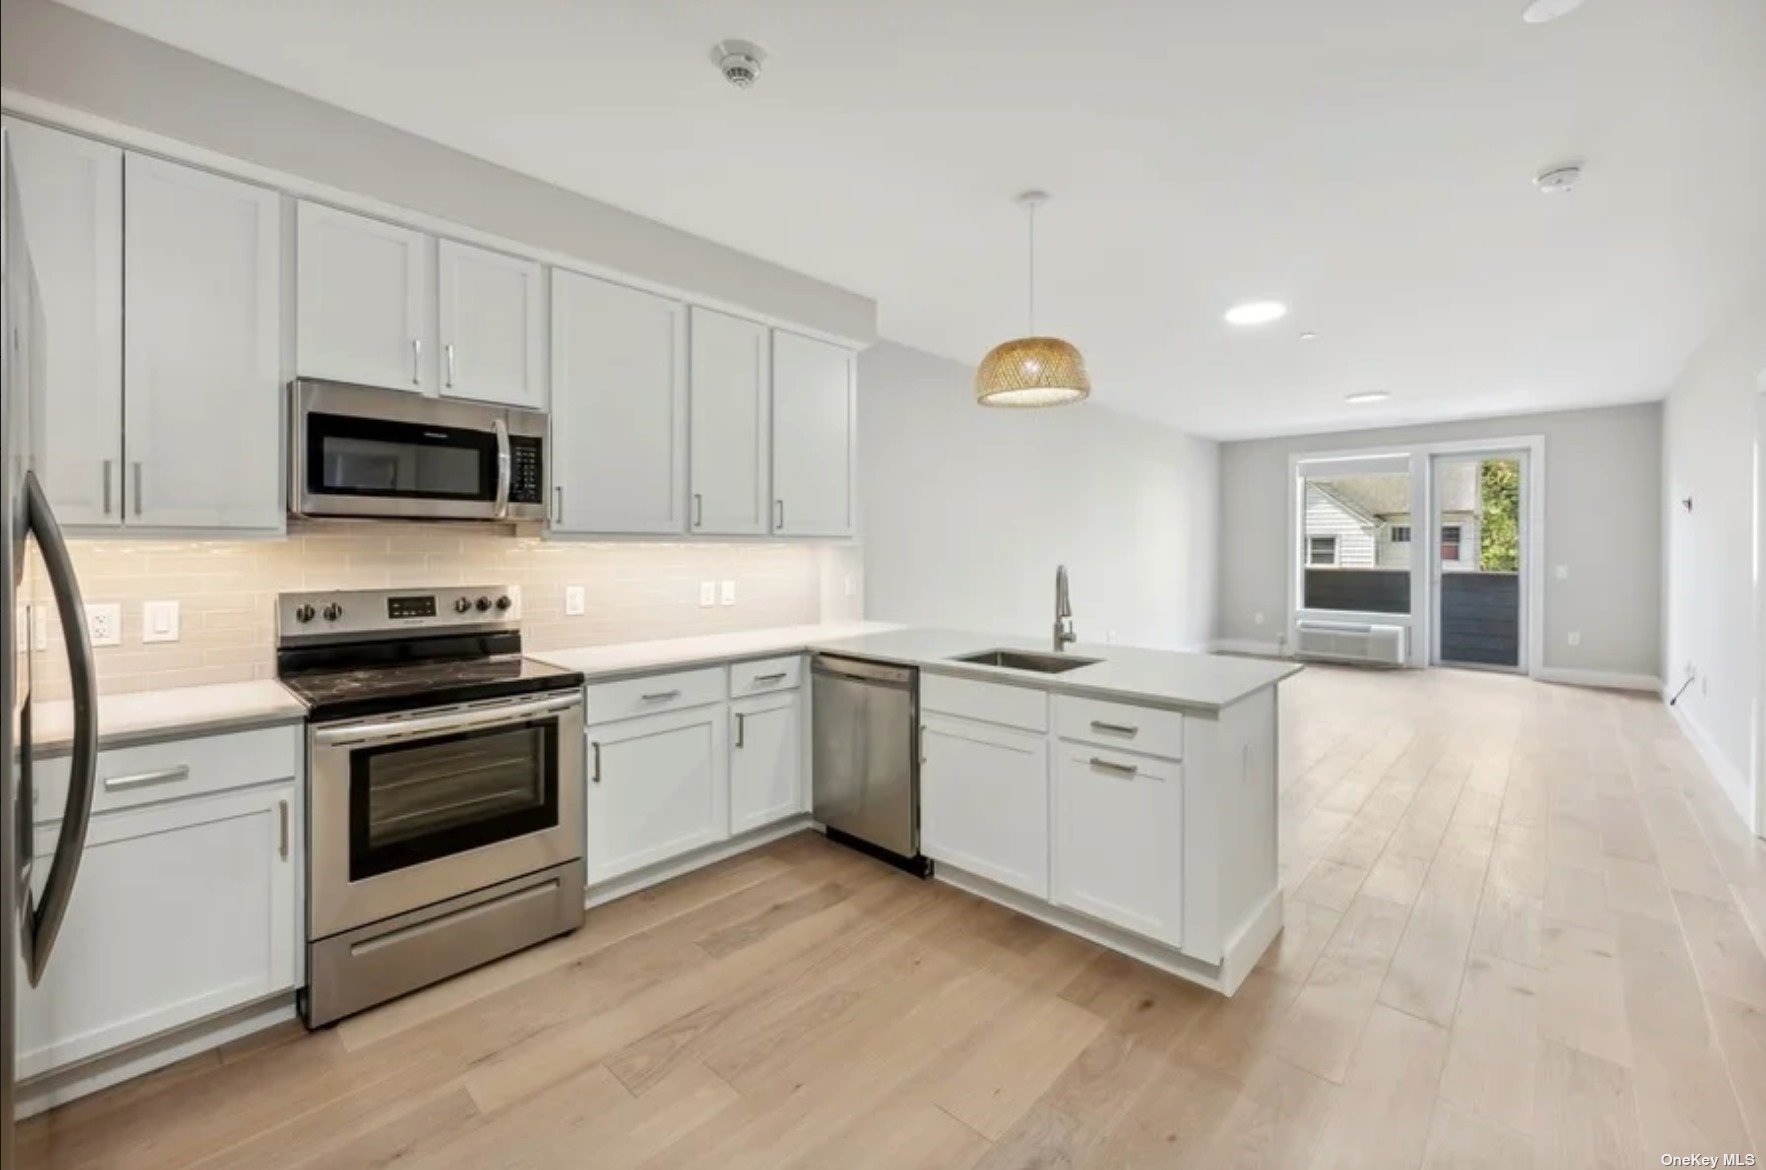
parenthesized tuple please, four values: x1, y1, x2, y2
(1300, 468, 1412, 614)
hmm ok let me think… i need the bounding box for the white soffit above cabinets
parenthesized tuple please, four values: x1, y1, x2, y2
(45, 0, 1766, 440)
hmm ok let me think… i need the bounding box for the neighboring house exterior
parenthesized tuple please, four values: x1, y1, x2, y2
(1303, 468, 1483, 572)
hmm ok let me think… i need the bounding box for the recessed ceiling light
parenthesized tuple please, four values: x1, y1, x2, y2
(1224, 301, 1288, 327)
(1522, 0, 1586, 24)
(1345, 392, 1390, 405)
(1534, 163, 1583, 194)
(1298, 331, 1319, 342)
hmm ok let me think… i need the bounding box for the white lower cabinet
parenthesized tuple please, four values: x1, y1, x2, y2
(1051, 746, 1183, 945)
(729, 690, 803, 835)
(19, 781, 298, 1079)
(920, 713, 1049, 898)
(586, 704, 730, 884)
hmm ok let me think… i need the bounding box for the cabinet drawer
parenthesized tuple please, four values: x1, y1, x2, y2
(730, 655, 802, 696)
(30, 724, 302, 826)
(923, 673, 1048, 732)
(1053, 694, 1183, 760)
(586, 667, 724, 725)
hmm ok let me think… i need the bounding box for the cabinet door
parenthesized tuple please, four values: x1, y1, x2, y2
(688, 307, 770, 535)
(586, 704, 729, 884)
(921, 713, 1049, 898)
(124, 154, 283, 530)
(771, 331, 855, 537)
(438, 239, 545, 408)
(551, 270, 687, 533)
(296, 201, 431, 392)
(730, 690, 802, 835)
(2, 118, 123, 526)
(1052, 747, 1183, 945)
(16, 784, 298, 1079)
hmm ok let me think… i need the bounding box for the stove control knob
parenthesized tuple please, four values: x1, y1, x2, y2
(495, 595, 513, 612)
(453, 597, 473, 614)
(475, 596, 492, 613)
(293, 604, 316, 624)
(322, 603, 343, 623)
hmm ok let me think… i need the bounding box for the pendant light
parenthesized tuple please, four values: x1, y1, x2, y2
(975, 191, 1091, 408)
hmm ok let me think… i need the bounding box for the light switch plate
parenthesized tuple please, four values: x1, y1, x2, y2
(1554, 565, 1569, 580)
(1566, 630, 1581, 647)
(142, 600, 180, 644)
(85, 603, 121, 647)
(720, 580, 736, 606)
(564, 585, 585, 616)
(699, 581, 716, 608)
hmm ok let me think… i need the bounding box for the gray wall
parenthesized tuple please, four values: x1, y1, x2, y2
(1217, 402, 1664, 679)
(858, 342, 1219, 652)
(0, 0, 875, 343)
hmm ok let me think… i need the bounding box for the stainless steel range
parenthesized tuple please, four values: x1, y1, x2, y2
(276, 586, 585, 1028)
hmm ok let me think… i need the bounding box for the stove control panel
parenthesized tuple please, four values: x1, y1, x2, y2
(277, 585, 521, 644)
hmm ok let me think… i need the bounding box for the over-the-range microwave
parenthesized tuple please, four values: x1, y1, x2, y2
(289, 379, 547, 523)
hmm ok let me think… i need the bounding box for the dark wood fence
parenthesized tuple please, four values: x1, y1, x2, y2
(1440, 572, 1520, 666)
(1303, 569, 1410, 615)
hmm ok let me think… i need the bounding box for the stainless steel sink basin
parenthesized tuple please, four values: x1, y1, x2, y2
(950, 648, 1101, 674)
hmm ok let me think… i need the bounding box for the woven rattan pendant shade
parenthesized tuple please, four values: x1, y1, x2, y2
(977, 192, 1089, 408)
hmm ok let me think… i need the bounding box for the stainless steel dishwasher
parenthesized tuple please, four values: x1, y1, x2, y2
(811, 655, 929, 876)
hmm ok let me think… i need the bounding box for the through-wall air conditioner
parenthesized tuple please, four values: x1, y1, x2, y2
(1294, 621, 1407, 668)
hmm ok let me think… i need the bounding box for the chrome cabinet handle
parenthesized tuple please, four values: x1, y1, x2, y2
(774, 499, 784, 530)
(1090, 721, 1139, 737)
(103, 765, 190, 791)
(640, 689, 681, 702)
(411, 338, 422, 385)
(553, 485, 564, 524)
(102, 460, 113, 515)
(692, 493, 703, 528)
(445, 343, 456, 388)
(752, 672, 788, 685)
(735, 712, 746, 748)
(132, 462, 142, 516)
(590, 741, 601, 784)
(277, 800, 290, 860)
(1089, 757, 1140, 778)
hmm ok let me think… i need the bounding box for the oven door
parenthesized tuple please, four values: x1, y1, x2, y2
(308, 690, 584, 939)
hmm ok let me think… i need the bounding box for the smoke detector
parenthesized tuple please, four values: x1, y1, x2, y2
(1522, 0, 1587, 23)
(1534, 163, 1583, 194)
(712, 40, 767, 89)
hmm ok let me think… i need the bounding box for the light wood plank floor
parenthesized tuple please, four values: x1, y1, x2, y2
(24, 666, 1766, 1169)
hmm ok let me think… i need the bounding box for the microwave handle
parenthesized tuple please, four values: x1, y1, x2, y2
(493, 418, 511, 520)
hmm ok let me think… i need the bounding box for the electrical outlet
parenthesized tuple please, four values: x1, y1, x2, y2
(142, 600, 180, 644)
(844, 575, 856, 598)
(505, 585, 522, 619)
(720, 580, 736, 606)
(699, 581, 716, 607)
(1566, 631, 1580, 647)
(84, 603, 121, 647)
(1554, 565, 1569, 581)
(1702, 676, 1709, 697)
(564, 585, 585, 616)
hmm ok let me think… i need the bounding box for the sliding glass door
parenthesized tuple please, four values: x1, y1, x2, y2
(1430, 451, 1527, 671)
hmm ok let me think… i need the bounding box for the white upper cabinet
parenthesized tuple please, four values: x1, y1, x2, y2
(296, 201, 431, 392)
(437, 239, 545, 409)
(770, 331, 856, 537)
(124, 155, 283, 530)
(551, 270, 687, 534)
(2, 118, 123, 527)
(688, 308, 771, 535)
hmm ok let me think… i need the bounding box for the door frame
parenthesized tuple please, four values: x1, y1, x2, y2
(1427, 448, 1533, 674)
(1752, 371, 1766, 838)
(1286, 434, 1546, 677)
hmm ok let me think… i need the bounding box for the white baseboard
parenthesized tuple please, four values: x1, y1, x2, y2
(1209, 638, 1286, 658)
(1665, 701, 1754, 831)
(1534, 667, 1663, 693)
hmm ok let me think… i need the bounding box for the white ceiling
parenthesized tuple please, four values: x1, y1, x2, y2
(57, 0, 1766, 439)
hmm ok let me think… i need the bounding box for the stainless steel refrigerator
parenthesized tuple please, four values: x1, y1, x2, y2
(2, 126, 101, 1168)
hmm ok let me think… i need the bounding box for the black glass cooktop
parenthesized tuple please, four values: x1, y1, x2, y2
(278, 637, 582, 722)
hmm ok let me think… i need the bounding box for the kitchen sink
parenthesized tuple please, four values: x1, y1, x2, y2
(950, 648, 1101, 674)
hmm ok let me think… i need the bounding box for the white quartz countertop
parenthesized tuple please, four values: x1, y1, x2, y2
(808, 628, 1303, 712)
(530, 621, 902, 679)
(32, 680, 309, 757)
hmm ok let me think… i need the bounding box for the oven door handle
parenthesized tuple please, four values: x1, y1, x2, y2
(314, 692, 582, 748)
(492, 417, 511, 520)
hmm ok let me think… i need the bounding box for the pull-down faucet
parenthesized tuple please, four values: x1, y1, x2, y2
(1054, 565, 1076, 651)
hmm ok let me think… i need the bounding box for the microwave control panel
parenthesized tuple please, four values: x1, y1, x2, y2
(509, 437, 543, 504)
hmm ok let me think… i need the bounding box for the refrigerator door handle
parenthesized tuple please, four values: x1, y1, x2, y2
(22, 472, 99, 987)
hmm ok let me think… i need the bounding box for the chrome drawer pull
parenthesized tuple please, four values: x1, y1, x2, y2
(104, 765, 190, 791)
(640, 689, 681, 702)
(1088, 757, 1140, 778)
(751, 672, 788, 684)
(1090, 720, 1138, 736)
(735, 712, 746, 748)
(590, 741, 601, 783)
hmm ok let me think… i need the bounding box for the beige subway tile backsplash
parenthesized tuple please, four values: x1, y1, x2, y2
(31, 523, 863, 700)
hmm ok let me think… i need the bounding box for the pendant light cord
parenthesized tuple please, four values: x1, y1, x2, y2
(1026, 199, 1037, 335)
